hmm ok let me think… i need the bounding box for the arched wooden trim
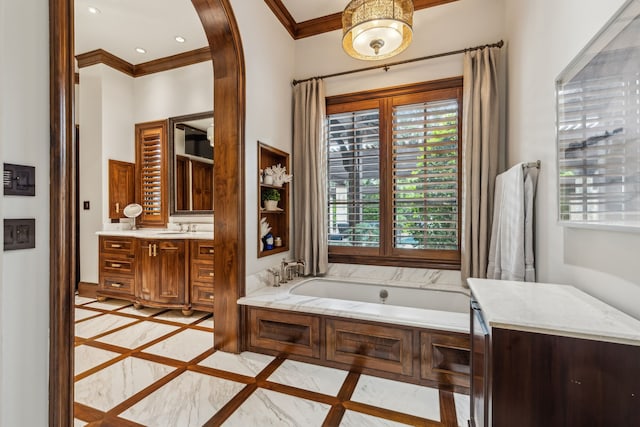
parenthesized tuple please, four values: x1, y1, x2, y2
(49, 0, 246, 424)
(191, 0, 246, 353)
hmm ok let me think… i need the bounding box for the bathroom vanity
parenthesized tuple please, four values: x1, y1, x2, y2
(468, 278, 640, 427)
(97, 230, 214, 315)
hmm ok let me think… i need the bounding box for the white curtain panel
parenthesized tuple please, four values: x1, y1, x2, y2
(461, 47, 500, 284)
(292, 79, 328, 275)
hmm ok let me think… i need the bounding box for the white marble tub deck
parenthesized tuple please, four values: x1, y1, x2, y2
(239, 273, 470, 334)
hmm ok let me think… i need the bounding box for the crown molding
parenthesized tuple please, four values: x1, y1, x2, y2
(265, 0, 459, 40)
(75, 47, 212, 78)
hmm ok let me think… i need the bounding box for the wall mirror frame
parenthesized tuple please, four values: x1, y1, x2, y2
(168, 110, 215, 216)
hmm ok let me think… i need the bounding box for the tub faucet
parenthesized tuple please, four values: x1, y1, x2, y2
(267, 267, 281, 287)
(280, 258, 289, 284)
(296, 258, 306, 276)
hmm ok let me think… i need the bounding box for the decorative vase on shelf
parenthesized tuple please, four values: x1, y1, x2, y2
(263, 175, 273, 185)
(263, 200, 278, 211)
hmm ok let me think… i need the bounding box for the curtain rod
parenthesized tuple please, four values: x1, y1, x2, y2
(292, 40, 504, 86)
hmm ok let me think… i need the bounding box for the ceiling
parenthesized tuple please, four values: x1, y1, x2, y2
(75, 1, 449, 65)
(74, 0, 352, 65)
(280, 0, 347, 22)
(75, 0, 208, 64)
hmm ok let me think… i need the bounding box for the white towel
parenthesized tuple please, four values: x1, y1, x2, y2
(487, 164, 525, 280)
(523, 167, 539, 281)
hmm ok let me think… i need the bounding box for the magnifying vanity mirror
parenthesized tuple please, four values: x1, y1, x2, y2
(168, 110, 215, 215)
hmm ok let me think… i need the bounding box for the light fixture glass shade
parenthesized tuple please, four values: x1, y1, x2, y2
(342, 0, 413, 61)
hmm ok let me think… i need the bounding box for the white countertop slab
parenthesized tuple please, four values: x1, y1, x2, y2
(468, 278, 640, 346)
(238, 278, 469, 334)
(96, 229, 213, 240)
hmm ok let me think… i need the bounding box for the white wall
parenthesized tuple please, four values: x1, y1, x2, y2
(505, 0, 640, 319)
(231, 0, 296, 275)
(134, 61, 213, 123)
(0, 0, 50, 424)
(295, 0, 505, 96)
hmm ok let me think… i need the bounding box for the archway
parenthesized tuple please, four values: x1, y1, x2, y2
(49, 0, 246, 424)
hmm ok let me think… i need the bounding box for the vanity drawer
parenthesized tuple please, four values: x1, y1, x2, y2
(191, 260, 214, 282)
(101, 275, 134, 294)
(100, 236, 135, 255)
(190, 240, 214, 261)
(191, 283, 214, 306)
(101, 258, 135, 275)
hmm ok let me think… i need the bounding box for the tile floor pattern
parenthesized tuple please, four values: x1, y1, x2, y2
(74, 295, 470, 426)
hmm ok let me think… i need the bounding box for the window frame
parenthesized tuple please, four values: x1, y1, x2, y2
(326, 77, 463, 269)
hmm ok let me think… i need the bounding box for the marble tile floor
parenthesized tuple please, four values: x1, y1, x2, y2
(74, 295, 469, 426)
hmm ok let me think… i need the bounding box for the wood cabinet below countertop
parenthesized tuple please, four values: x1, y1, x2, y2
(97, 235, 214, 315)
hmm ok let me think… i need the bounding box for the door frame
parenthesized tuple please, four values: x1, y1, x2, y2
(48, 0, 246, 424)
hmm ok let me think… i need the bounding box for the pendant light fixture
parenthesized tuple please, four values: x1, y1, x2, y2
(342, 0, 414, 61)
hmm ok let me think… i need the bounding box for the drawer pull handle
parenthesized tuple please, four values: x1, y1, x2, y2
(164, 246, 178, 251)
(111, 243, 122, 248)
(208, 295, 214, 299)
(153, 244, 158, 257)
(111, 283, 123, 288)
(209, 272, 214, 277)
(115, 202, 120, 213)
(208, 249, 214, 254)
(111, 263, 122, 268)
(148, 244, 152, 257)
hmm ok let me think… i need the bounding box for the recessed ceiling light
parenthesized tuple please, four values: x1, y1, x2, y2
(135, 47, 147, 54)
(88, 6, 101, 14)
(175, 36, 186, 43)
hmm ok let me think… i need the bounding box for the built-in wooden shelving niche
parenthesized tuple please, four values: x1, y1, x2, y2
(258, 142, 290, 258)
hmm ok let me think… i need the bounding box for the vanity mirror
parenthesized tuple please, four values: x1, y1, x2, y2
(168, 111, 214, 215)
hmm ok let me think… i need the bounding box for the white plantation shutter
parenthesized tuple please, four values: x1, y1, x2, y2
(392, 99, 459, 250)
(327, 108, 380, 247)
(557, 57, 640, 227)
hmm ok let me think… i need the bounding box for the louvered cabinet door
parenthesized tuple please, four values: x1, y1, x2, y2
(135, 120, 168, 227)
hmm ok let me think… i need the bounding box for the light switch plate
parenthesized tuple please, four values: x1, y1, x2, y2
(4, 219, 36, 250)
(3, 163, 36, 196)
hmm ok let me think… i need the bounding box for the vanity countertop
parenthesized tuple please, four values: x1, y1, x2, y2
(96, 229, 213, 240)
(468, 278, 640, 346)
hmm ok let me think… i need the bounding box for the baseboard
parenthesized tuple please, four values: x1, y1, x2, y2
(78, 281, 98, 298)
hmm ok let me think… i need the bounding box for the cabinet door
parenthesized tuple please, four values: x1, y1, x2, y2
(137, 239, 158, 301)
(108, 160, 135, 219)
(470, 300, 490, 427)
(135, 121, 168, 227)
(156, 239, 187, 304)
(137, 239, 187, 305)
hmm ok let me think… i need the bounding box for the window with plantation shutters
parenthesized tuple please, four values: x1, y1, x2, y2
(135, 120, 168, 227)
(392, 98, 459, 251)
(326, 79, 462, 268)
(557, 50, 640, 229)
(327, 108, 380, 248)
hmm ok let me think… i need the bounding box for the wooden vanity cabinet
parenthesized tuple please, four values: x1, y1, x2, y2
(135, 239, 189, 312)
(98, 236, 136, 300)
(470, 298, 640, 427)
(189, 240, 214, 311)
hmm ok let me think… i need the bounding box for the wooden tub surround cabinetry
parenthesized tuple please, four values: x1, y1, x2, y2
(468, 278, 640, 427)
(97, 234, 214, 315)
(246, 306, 470, 393)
